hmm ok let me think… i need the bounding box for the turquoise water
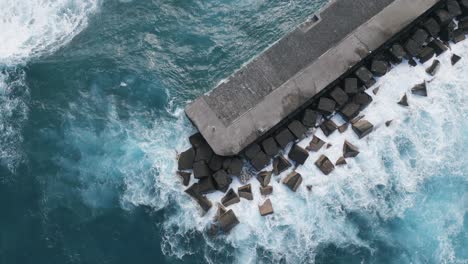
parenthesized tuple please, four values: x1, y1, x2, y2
(0, 0, 466, 263)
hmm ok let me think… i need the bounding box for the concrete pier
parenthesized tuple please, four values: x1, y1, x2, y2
(185, 0, 439, 156)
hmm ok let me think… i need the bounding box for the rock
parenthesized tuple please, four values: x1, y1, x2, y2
(262, 137, 279, 157)
(178, 148, 195, 170)
(307, 135, 326, 152)
(408, 58, 418, 67)
(447, 0, 462, 18)
(460, 19, 468, 31)
(185, 184, 213, 212)
(423, 18, 441, 37)
(355, 66, 376, 88)
(398, 94, 409, 106)
(426, 60, 441, 76)
(417, 47, 435, 63)
(195, 143, 213, 162)
(275, 128, 295, 149)
(350, 115, 365, 124)
(389, 44, 407, 63)
(282, 171, 303, 191)
(340, 102, 360, 120)
(288, 120, 308, 140)
(244, 143, 261, 161)
(306, 185, 313, 191)
(371, 60, 389, 77)
(257, 171, 272, 187)
(404, 38, 422, 57)
(213, 170, 232, 192)
(411, 82, 428, 97)
(177, 171, 191, 186)
(338, 123, 348, 133)
(302, 109, 318, 127)
(326, 143, 332, 149)
(385, 120, 393, 127)
(330, 86, 349, 106)
(288, 145, 309, 165)
(434, 9, 452, 26)
(336, 157, 347, 166)
(344, 78, 359, 95)
(451, 54, 462, 65)
(461, 0, 468, 12)
(352, 120, 374, 139)
(317, 97, 336, 115)
(343, 141, 360, 158)
(238, 184, 253, 200)
(440, 21, 456, 41)
(250, 150, 270, 171)
(428, 39, 448, 56)
(218, 209, 239, 233)
(221, 189, 240, 207)
(411, 28, 429, 45)
(209, 155, 224, 171)
(372, 87, 380, 95)
(189, 133, 205, 148)
(259, 199, 274, 216)
(197, 176, 217, 194)
(452, 29, 466, 43)
(315, 155, 335, 175)
(320, 119, 338, 137)
(353, 92, 373, 110)
(260, 186, 273, 196)
(193, 161, 211, 179)
(273, 155, 292, 175)
(226, 158, 243, 176)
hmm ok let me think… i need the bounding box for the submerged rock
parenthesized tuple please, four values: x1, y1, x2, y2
(177, 171, 191, 186)
(385, 120, 393, 127)
(185, 184, 213, 213)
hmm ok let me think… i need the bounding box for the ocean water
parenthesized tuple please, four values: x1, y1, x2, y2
(0, 0, 466, 263)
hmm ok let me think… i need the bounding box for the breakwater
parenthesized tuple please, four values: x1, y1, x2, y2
(178, 0, 467, 234)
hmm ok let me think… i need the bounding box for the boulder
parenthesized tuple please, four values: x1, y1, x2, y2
(350, 115, 364, 124)
(238, 184, 253, 200)
(385, 120, 393, 127)
(226, 158, 243, 176)
(404, 38, 423, 57)
(440, 21, 456, 41)
(262, 137, 279, 157)
(302, 109, 318, 127)
(398, 94, 409, 106)
(340, 102, 360, 120)
(213, 170, 232, 192)
(353, 92, 373, 110)
(343, 141, 360, 158)
(197, 176, 217, 194)
(355, 66, 376, 88)
(193, 161, 211, 179)
(257, 171, 272, 187)
(417, 47, 435, 63)
(452, 29, 466, 43)
(408, 58, 418, 67)
(411, 28, 429, 45)
(209, 155, 224, 171)
(344, 78, 359, 95)
(330, 86, 349, 106)
(447, 0, 462, 17)
(336, 157, 347, 166)
(451, 54, 462, 65)
(423, 18, 441, 37)
(178, 148, 195, 170)
(352, 120, 374, 139)
(460, 20, 468, 31)
(244, 143, 261, 161)
(320, 119, 338, 136)
(371, 60, 389, 77)
(389, 44, 407, 63)
(372, 87, 380, 95)
(260, 186, 273, 196)
(306, 185, 313, 191)
(317, 97, 336, 115)
(288, 145, 309, 165)
(315, 155, 335, 175)
(250, 150, 270, 171)
(288, 120, 308, 139)
(326, 143, 332, 149)
(434, 9, 452, 26)
(259, 199, 274, 216)
(461, 0, 468, 12)
(426, 60, 441, 76)
(307, 135, 325, 152)
(185, 185, 213, 212)
(273, 155, 292, 175)
(275, 128, 295, 149)
(221, 189, 240, 207)
(195, 143, 213, 162)
(177, 171, 191, 186)
(189, 133, 205, 148)
(282, 171, 303, 192)
(428, 39, 448, 56)
(338, 123, 348, 133)
(218, 209, 239, 233)
(411, 82, 428, 97)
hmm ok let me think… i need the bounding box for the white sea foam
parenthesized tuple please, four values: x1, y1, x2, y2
(125, 39, 468, 263)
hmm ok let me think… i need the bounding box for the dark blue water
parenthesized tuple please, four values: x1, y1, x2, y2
(0, 1, 466, 263)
